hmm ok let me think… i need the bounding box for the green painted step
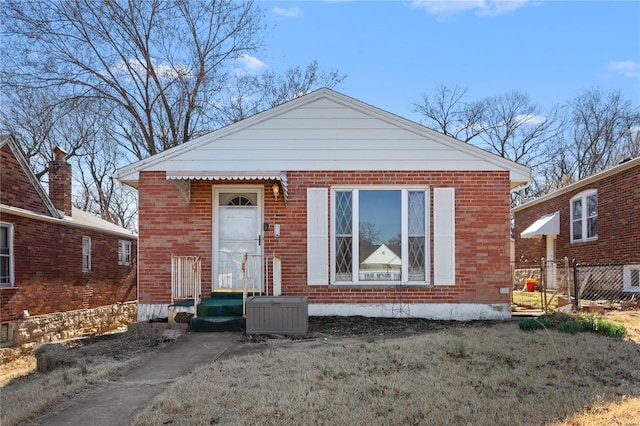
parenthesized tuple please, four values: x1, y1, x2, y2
(191, 316, 245, 333)
(197, 299, 243, 317)
(208, 291, 261, 300)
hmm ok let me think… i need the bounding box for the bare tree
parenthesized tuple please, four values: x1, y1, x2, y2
(2, 0, 266, 159)
(219, 61, 346, 123)
(568, 89, 640, 180)
(477, 91, 564, 170)
(412, 84, 486, 142)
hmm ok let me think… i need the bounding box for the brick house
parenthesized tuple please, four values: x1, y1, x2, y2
(1, 135, 137, 346)
(115, 89, 530, 322)
(512, 157, 640, 295)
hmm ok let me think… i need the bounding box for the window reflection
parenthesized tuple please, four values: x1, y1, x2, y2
(358, 190, 401, 281)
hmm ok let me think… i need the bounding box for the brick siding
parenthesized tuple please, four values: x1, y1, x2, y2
(0, 144, 51, 216)
(0, 212, 137, 322)
(513, 163, 640, 266)
(138, 170, 512, 306)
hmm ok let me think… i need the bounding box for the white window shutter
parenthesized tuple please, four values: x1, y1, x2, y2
(434, 188, 455, 285)
(307, 188, 328, 285)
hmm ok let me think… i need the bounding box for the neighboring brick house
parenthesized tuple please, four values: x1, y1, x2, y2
(115, 89, 531, 321)
(1, 135, 137, 345)
(512, 157, 639, 295)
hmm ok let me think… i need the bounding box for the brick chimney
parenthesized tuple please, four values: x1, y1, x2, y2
(48, 146, 72, 216)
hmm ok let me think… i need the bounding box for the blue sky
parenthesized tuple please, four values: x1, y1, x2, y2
(246, 1, 640, 122)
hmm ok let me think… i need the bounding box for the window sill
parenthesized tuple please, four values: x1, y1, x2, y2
(330, 282, 434, 289)
(570, 238, 598, 245)
(0, 286, 19, 292)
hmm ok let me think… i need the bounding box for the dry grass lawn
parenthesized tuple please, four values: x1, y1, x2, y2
(132, 313, 640, 426)
(2, 312, 639, 425)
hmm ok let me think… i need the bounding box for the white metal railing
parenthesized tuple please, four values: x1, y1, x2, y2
(171, 256, 202, 317)
(241, 253, 281, 316)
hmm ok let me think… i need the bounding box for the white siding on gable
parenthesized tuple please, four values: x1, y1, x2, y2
(307, 188, 328, 285)
(434, 188, 455, 285)
(142, 97, 522, 175)
(116, 89, 531, 189)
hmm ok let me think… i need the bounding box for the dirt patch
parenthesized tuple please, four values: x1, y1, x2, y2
(307, 315, 488, 336)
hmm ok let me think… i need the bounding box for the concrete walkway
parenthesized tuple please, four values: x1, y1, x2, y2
(29, 332, 256, 426)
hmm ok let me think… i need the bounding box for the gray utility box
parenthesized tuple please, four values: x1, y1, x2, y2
(246, 296, 308, 336)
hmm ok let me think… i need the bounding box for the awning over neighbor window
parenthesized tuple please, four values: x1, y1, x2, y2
(520, 211, 560, 238)
(166, 171, 288, 203)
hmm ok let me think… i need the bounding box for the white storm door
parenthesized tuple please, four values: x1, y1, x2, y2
(214, 187, 263, 292)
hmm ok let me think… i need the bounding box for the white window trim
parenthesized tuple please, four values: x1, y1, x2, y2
(0, 222, 15, 287)
(118, 240, 132, 266)
(623, 264, 640, 292)
(330, 185, 431, 286)
(570, 189, 598, 243)
(82, 236, 92, 272)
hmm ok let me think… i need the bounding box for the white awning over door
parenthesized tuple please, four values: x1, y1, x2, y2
(520, 211, 560, 238)
(166, 171, 288, 201)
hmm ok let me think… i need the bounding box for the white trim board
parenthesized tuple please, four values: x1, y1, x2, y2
(309, 303, 512, 321)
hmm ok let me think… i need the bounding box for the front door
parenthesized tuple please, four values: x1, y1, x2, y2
(213, 187, 263, 292)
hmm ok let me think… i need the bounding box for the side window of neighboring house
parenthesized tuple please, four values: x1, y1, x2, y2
(1, 322, 11, 344)
(623, 265, 640, 292)
(82, 236, 92, 272)
(0, 223, 14, 287)
(570, 190, 597, 243)
(118, 240, 132, 265)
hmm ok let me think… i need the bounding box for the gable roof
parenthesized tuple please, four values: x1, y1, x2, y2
(1, 135, 136, 239)
(361, 243, 402, 266)
(0, 135, 62, 219)
(512, 156, 640, 212)
(115, 88, 531, 189)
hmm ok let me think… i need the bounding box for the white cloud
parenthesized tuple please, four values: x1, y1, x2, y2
(607, 60, 640, 79)
(112, 58, 192, 79)
(411, 0, 530, 18)
(233, 54, 267, 76)
(272, 6, 301, 18)
(515, 114, 545, 125)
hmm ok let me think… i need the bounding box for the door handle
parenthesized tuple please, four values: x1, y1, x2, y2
(255, 235, 261, 246)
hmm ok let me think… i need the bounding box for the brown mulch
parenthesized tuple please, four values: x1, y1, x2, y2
(306, 315, 497, 337)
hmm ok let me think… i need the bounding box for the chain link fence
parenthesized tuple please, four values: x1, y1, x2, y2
(512, 259, 640, 313)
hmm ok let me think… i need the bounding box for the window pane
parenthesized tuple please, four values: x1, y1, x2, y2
(0, 257, 8, 284)
(631, 270, 639, 288)
(587, 194, 597, 217)
(335, 191, 353, 281)
(408, 192, 425, 235)
(572, 200, 582, 220)
(358, 190, 401, 281)
(335, 191, 352, 235)
(0, 226, 7, 249)
(335, 237, 352, 281)
(408, 237, 425, 281)
(587, 217, 597, 238)
(408, 191, 426, 281)
(572, 220, 582, 240)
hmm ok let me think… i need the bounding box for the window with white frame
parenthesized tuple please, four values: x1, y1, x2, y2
(0, 223, 14, 287)
(570, 190, 597, 243)
(624, 265, 640, 292)
(118, 240, 132, 265)
(332, 188, 429, 284)
(82, 236, 92, 272)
